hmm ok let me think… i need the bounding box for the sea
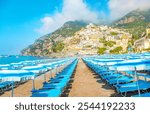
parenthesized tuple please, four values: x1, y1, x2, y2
(0, 55, 45, 64)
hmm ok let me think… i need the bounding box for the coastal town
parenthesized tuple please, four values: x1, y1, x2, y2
(63, 23, 132, 56)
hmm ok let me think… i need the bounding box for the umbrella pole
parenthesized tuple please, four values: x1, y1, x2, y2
(50, 69, 52, 79)
(134, 67, 141, 97)
(115, 68, 119, 85)
(32, 79, 35, 90)
(58, 66, 60, 73)
(144, 77, 147, 81)
(11, 81, 14, 97)
(44, 74, 46, 82)
(56, 67, 57, 75)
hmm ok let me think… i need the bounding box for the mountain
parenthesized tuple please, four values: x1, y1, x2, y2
(114, 9, 150, 39)
(21, 9, 150, 57)
(22, 22, 132, 57)
(21, 21, 87, 56)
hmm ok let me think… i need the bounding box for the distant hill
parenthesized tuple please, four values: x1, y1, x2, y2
(113, 9, 150, 39)
(21, 21, 87, 56)
(22, 22, 132, 57)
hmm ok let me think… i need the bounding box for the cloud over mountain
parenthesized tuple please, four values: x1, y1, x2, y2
(108, 0, 150, 21)
(36, 0, 99, 34)
(36, 0, 150, 34)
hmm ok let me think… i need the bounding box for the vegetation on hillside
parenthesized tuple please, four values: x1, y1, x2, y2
(114, 9, 150, 41)
(116, 21, 148, 40)
(52, 41, 65, 53)
(97, 47, 107, 54)
(110, 46, 123, 54)
(104, 41, 116, 47)
(53, 21, 87, 37)
(110, 32, 118, 36)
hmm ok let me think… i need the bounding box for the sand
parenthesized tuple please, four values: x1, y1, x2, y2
(68, 59, 115, 97)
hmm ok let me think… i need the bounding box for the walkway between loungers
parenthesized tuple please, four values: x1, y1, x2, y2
(69, 59, 115, 97)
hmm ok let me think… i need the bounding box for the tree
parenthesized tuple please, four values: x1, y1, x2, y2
(110, 32, 118, 36)
(110, 46, 123, 54)
(104, 41, 116, 47)
(97, 47, 107, 54)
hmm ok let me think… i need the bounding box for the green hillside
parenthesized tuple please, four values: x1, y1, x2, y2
(114, 9, 150, 40)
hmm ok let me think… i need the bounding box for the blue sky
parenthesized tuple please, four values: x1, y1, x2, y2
(0, 0, 150, 55)
(0, 0, 63, 55)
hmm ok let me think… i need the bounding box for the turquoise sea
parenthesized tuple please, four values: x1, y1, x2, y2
(0, 55, 44, 64)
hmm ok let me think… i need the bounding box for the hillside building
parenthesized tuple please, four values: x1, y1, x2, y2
(134, 27, 150, 52)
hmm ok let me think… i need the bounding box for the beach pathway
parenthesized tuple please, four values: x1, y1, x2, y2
(68, 59, 115, 97)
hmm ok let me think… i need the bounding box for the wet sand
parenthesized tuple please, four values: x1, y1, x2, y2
(69, 59, 115, 97)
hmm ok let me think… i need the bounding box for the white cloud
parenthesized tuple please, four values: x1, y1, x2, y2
(36, 0, 99, 34)
(108, 0, 150, 21)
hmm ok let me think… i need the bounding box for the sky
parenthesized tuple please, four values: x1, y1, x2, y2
(0, 0, 150, 55)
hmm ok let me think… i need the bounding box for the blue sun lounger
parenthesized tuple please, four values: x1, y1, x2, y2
(0, 81, 13, 89)
(31, 89, 62, 97)
(132, 92, 150, 97)
(115, 80, 150, 96)
(107, 76, 133, 85)
(101, 73, 122, 80)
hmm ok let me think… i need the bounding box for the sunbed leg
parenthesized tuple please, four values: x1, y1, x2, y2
(11, 81, 14, 97)
(125, 92, 127, 97)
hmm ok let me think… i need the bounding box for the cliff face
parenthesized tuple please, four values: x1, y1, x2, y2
(113, 9, 150, 39)
(115, 9, 150, 25)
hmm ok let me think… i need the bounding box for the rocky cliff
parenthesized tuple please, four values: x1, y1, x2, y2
(114, 9, 150, 39)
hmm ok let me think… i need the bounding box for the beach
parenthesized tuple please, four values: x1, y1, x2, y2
(69, 59, 115, 97)
(0, 59, 115, 97)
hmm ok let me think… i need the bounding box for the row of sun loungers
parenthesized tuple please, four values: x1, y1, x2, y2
(31, 59, 78, 97)
(0, 58, 75, 96)
(83, 58, 150, 97)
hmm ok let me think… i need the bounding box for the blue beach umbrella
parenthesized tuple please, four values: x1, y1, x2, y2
(0, 64, 11, 70)
(20, 60, 37, 66)
(93, 59, 124, 66)
(39, 63, 55, 80)
(10, 62, 24, 69)
(0, 70, 35, 97)
(109, 59, 150, 71)
(21, 65, 47, 74)
(21, 65, 48, 90)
